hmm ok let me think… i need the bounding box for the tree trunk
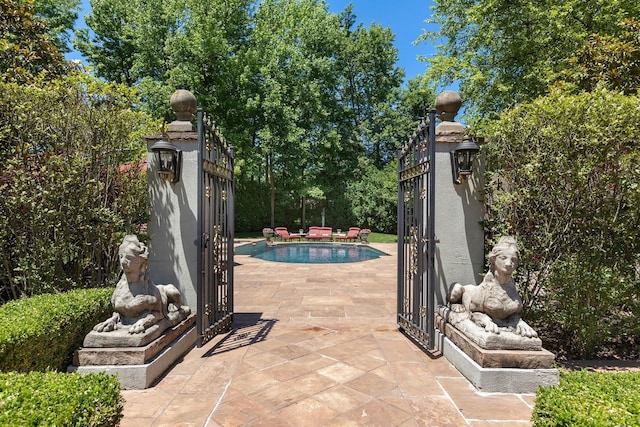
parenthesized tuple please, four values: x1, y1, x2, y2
(268, 153, 275, 228)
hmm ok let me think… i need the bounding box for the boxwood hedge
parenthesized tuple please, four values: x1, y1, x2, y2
(533, 369, 640, 426)
(0, 288, 113, 372)
(0, 370, 123, 426)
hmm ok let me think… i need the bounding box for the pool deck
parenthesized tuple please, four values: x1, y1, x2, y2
(119, 242, 535, 426)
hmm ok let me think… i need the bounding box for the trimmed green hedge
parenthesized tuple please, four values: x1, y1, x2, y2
(0, 288, 113, 372)
(533, 370, 640, 426)
(0, 370, 123, 426)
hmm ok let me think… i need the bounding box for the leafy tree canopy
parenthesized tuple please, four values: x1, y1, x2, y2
(421, 0, 640, 119)
(74, 0, 253, 123)
(561, 18, 640, 95)
(0, 0, 68, 84)
(75, 0, 417, 229)
(33, 0, 81, 53)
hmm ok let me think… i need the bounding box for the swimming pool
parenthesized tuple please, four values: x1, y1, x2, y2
(235, 241, 388, 264)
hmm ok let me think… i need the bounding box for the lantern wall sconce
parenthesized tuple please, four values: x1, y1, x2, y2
(151, 140, 182, 183)
(450, 135, 480, 185)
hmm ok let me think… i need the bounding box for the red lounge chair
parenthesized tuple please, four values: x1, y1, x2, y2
(274, 227, 301, 241)
(306, 227, 321, 239)
(306, 226, 333, 240)
(335, 227, 360, 242)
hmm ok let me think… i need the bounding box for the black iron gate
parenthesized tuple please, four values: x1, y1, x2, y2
(397, 110, 437, 351)
(196, 109, 234, 347)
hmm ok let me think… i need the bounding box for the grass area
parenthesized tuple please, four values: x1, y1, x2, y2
(368, 232, 397, 243)
(235, 231, 397, 243)
(234, 232, 263, 240)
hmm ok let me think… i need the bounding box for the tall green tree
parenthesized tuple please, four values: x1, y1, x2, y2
(400, 74, 437, 122)
(74, 0, 253, 122)
(562, 19, 640, 95)
(74, 0, 139, 85)
(244, 0, 346, 227)
(420, 0, 640, 118)
(76, 0, 408, 230)
(0, 0, 68, 84)
(336, 20, 404, 167)
(242, 0, 407, 228)
(33, 0, 81, 53)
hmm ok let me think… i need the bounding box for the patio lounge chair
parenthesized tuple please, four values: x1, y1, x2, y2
(274, 227, 301, 241)
(306, 226, 333, 240)
(335, 227, 360, 242)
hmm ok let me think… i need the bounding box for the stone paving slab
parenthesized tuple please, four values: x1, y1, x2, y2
(119, 243, 534, 426)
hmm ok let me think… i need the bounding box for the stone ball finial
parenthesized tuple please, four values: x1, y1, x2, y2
(435, 90, 462, 122)
(170, 89, 197, 121)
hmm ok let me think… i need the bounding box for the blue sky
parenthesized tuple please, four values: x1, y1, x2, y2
(69, 0, 441, 86)
(326, 0, 438, 84)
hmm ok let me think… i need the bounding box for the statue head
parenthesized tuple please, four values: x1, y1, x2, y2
(489, 236, 520, 275)
(118, 235, 149, 282)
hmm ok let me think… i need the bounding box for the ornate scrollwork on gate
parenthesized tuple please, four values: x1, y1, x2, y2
(220, 295, 228, 312)
(409, 226, 418, 275)
(197, 108, 234, 347)
(203, 159, 233, 180)
(397, 110, 436, 352)
(399, 160, 429, 182)
(212, 225, 222, 273)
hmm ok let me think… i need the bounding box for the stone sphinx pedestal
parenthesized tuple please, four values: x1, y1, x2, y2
(70, 314, 197, 389)
(436, 307, 559, 393)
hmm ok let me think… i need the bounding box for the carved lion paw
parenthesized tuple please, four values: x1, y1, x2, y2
(516, 321, 538, 338)
(485, 321, 500, 334)
(129, 321, 146, 334)
(93, 318, 117, 333)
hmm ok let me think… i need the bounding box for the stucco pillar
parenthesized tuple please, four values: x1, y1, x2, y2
(433, 91, 485, 305)
(145, 90, 199, 309)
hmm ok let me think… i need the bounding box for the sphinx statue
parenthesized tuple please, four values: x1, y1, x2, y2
(439, 236, 541, 350)
(84, 235, 191, 347)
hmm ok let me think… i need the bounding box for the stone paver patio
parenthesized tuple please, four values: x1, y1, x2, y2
(120, 242, 535, 426)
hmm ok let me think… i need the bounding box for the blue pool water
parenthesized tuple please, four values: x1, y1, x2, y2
(235, 241, 388, 264)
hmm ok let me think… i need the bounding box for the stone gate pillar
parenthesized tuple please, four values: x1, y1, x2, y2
(432, 91, 485, 305)
(145, 90, 199, 308)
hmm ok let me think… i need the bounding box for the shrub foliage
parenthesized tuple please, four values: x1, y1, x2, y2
(0, 288, 112, 372)
(483, 87, 640, 359)
(0, 74, 158, 302)
(0, 370, 123, 426)
(532, 370, 640, 426)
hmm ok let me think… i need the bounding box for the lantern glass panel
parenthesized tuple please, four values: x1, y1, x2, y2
(158, 151, 174, 172)
(456, 150, 470, 172)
